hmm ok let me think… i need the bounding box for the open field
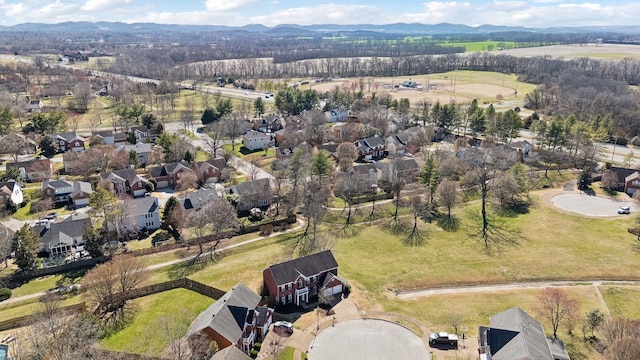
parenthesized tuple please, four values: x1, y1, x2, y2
(499, 43, 640, 60)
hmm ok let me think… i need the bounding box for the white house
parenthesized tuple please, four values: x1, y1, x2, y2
(326, 106, 348, 122)
(0, 181, 23, 209)
(122, 196, 161, 233)
(242, 130, 275, 151)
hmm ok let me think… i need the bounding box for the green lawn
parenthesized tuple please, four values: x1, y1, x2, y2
(600, 286, 640, 319)
(99, 288, 213, 356)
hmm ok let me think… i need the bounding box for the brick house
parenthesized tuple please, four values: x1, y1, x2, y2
(192, 158, 227, 184)
(189, 283, 273, 354)
(100, 168, 149, 197)
(56, 132, 86, 152)
(263, 250, 344, 306)
(354, 135, 385, 160)
(147, 161, 193, 189)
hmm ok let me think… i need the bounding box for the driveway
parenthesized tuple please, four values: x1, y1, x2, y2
(307, 319, 429, 360)
(550, 193, 640, 217)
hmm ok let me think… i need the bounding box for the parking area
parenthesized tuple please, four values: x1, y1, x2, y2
(550, 193, 640, 217)
(307, 319, 429, 360)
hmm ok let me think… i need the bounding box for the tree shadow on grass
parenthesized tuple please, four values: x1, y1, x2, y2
(437, 216, 459, 232)
(166, 256, 216, 280)
(55, 268, 88, 288)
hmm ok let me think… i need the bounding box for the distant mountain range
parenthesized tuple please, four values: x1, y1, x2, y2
(2, 21, 640, 35)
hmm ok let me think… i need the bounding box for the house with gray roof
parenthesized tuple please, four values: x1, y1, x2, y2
(6, 158, 53, 182)
(478, 307, 570, 360)
(354, 135, 385, 160)
(100, 168, 149, 197)
(42, 179, 92, 208)
(230, 178, 271, 212)
(178, 188, 220, 215)
(189, 283, 273, 354)
(209, 346, 252, 360)
(121, 196, 160, 233)
(263, 250, 344, 306)
(55, 132, 85, 152)
(148, 161, 193, 189)
(117, 142, 159, 167)
(242, 130, 274, 151)
(33, 215, 92, 257)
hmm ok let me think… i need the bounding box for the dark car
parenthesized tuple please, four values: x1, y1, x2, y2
(44, 212, 57, 220)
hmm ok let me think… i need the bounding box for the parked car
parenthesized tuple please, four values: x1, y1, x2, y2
(429, 331, 458, 347)
(274, 321, 294, 333)
(618, 205, 631, 214)
(44, 212, 57, 220)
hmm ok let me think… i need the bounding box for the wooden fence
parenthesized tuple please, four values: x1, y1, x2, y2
(94, 278, 224, 315)
(0, 302, 86, 332)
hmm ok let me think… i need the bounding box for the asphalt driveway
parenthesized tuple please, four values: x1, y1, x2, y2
(551, 193, 640, 217)
(308, 319, 429, 360)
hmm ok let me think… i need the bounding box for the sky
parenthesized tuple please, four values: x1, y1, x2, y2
(0, 0, 638, 29)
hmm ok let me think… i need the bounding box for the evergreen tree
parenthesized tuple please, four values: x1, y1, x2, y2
(13, 224, 39, 271)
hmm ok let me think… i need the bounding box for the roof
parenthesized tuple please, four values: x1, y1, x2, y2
(609, 167, 638, 182)
(625, 171, 640, 183)
(93, 130, 114, 137)
(6, 158, 51, 171)
(484, 307, 568, 360)
(244, 130, 272, 139)
(0, 181, 19, 195)
(232, 178, 270, 197)
(121, 143, 153, 154)
(34, 217, 92, 249)
(70, 181, 93, 197)
(101, 168, 147, 184)
(148, 161, 192, 178)
(179, 188, 220, 212)
(265, 250, 339, 286)
(209, 346, 252, 360)
(128, 197, 159, 216)
(190, 283, 261, 344)
(42, 179, 73, 191)
(56, 132, 85, 142)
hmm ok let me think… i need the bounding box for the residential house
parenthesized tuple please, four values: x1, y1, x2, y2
(263, 250, 344, 306)
(252, 114, 282, 133)
(385, 133, 409, 157)
(0, 133, 37, 154)
(42, 179, 93, 208)
(117, 143, 159, 167)
(130, 125, 157, 143)
(354, 135, 385, 160)
(92, 130, 114, 145)
(147, 161, 193, 189)
(275, 142, 311, 161)
(378, 157, 420, 183)
(506, 140, 533, 160)
(607, 167, 640, 194)
(209, 346, 252, 360)
(242, 130, 275, 151)
(0, 181, 23, 209)
(6, 158, 53, 182)
(478, 307, 570, 360)
(33, 214, 92, 257)
(121, 196, 161, 233)
(326, 106, 349, 122)
(178, 188, 220, 215)
(62, 151, 81, 173)
(113, 132, 128, 146)
(56, 132, 85, 152)
(193, 158, 227, 184)
(100, 168, 149, 197)
(26, 98, 43, 112)
(189, 283, 273, 354)
(345, 163, 382, 187)
(230, 178, 271, 212)
(315, 143, 339, 161)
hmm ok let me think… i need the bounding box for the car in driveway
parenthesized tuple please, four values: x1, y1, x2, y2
(273, 321, 294, 333)
(618, 205, 631, 214)
(44, 212, 57, 220)
(429, 331, 458, 347)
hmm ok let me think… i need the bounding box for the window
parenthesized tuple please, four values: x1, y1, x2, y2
(284, 284, 289, 290)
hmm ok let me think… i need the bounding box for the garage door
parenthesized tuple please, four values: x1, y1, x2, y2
(133, 189, 147, 197)
(156, 180, 169, 189)
(322, 285, 342, 297)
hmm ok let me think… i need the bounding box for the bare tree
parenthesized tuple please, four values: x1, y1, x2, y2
(84, 254, 149, 321)
(0, 224, 11, 268)
(203, 121, 225, 155)
(187, 200, 239, 258)
(303, 109, 326, 146)
(405, 183, 426, 246)
(220, 112, 249, 150)
(333, 172, 369, 229)
(73, 82, 93, 113)
(436, 177, 458, 219)
(535, 287, 578, 339)
(336, 142, 359, 172)
(176, 171, 199, 191)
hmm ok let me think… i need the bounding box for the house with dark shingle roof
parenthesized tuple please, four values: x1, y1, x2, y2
(56, 132, 85, 152)
(42, 179, 92, 208)
(263, 250, 343, 306)
(230, 178, 271, 212)
(478, 307, 570, 360)
(33, 214, 92, 257)
(121, 196, 160, 233)
(354, 135, 385, 160)
(189, 283, 273, 355)
(209, 346, 252, 360)
(100, 168, 149, 197)
(6, 158, 53, 182)
(147, 161, 193, 189)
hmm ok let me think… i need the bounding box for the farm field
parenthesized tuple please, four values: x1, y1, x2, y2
(499, 43, 640, 59)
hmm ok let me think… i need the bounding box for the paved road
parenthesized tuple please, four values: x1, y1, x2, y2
(551, 192, 640, 217)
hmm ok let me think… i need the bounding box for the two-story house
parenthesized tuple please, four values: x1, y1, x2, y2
(354, 135, 385, 160)
(117, 143, 159, 167)
(92, 130, 115, 145)
(6, 158, 53, 182)
(192, 158, 227, 184)
(229, 178, 271, 212)
(33, 214, 92, 258)
(42, 179, 92, 208)
(56, 132, 86, 152)
(263, 250, 344, 306)
(0, 181, 23, 209)
(189, 283, 273, 354)
(242, 130, 275, 151)
(130, 125, 157, 143)
(100, 168, 149, 197)
(385, 133, 409, 157)
(326, 106, 349, 122)
(147, 161, 193, 189)
(0, 133, 37, 154)
(252, 114, 282, 133)
(121, 196, 161, 233)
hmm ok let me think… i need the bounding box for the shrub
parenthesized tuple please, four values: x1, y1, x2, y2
(259, 224, 273, 236)
(249, 349, 258, 358)
(0, 287, 12, 302)
(253, 342, 261, 350)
